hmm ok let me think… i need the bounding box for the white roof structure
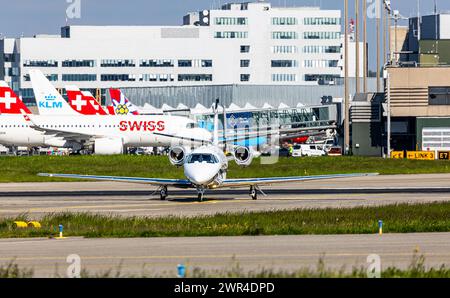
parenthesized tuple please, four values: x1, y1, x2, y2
(278, 103, 290, 109)
(262, 103, 274, 109)
(228, 103, 241, 111)
(161, 103, 174, 111)
(243, 102, 257, 110)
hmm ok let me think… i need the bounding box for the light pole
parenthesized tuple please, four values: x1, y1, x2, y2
(344, 0, 350, 155)
(376, 11, 380, 92)
(355, 0, 360, 94)
(363, 0, 367, 93)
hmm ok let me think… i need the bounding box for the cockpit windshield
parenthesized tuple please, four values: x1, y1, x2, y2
(187, 154, 218, 164)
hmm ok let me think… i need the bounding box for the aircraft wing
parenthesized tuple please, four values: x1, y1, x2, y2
(220, 173, 379, 188)
(37, 173, 192, 188)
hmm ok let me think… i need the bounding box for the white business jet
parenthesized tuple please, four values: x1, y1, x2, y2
(39, 101, 377, 201)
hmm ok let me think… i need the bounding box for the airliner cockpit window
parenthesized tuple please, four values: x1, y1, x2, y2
(187, 154, 217, 164)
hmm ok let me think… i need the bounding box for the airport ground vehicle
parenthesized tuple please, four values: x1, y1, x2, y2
(295, 144, 326, 157)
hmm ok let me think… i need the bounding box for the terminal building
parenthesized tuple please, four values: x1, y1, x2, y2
(351, 12, 450, 156)
(0, 1, 367, 106)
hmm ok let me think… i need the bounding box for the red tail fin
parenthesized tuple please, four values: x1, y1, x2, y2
(66, 85, 108, 115)
(0, 81, 32, 114)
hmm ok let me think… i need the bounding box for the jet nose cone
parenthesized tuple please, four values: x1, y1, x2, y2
(188, 171, 216, 185)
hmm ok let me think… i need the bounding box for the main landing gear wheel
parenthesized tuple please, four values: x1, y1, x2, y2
(160, 186, 168, 200)
(250, 186, 257, 200)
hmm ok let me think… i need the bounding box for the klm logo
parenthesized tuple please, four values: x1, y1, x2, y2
(39, 102, 63, 109)
(40, 94, 62, 109)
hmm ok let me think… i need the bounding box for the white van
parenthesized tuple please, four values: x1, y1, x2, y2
(298, 144, 326, 157)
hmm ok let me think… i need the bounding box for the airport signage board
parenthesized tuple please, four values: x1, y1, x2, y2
(438, 151, 450, 160)
(391, 151, 404, 159)
(406, 151, 435, 160)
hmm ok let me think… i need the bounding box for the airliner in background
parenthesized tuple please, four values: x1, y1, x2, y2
(109, 88, 140, 116)
(39, 100, 377, 201)
(0, 80, 212, 154)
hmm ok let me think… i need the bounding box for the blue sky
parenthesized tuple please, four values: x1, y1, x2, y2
(1, 0, 449, 71)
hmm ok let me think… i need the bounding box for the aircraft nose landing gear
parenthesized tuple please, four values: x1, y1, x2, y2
(250, 186, 257, 200)
(159, 186, 168, 200)
(196, 187, 205, 202)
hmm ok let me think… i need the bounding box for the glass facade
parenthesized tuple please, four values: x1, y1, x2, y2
(214, 31, 248, 38)
(215, 17, 248, 25)
(178, 74, 213, 81)
(23, 60, 58, 67)
(272, 74, 297, 82)
(303, 45, 340, 54)
(272, 31, 298, 39)
(140, 59, 175, 67)
(304, 32, 341, 39)
(272, 60, 298, 68)
(272, 45, 298, 53)
(304, 17, 340, 25)
(272, 17, 298, 25)
(100, 59, 136, 67)
(62, 60, 96, 67)
(62, 74, 97, 81)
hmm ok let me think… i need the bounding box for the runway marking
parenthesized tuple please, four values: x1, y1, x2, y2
(2, 252, 450, 262)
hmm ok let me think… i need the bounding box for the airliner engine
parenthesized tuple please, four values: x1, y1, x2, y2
(233, 146, 253, 167)
(168, 146, 190, 166)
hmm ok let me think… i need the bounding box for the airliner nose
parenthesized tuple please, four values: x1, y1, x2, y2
(188, 171, 216, 185)
(184, 164, 217, 185)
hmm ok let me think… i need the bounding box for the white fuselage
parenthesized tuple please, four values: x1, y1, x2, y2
(0, 115, 211, 148)
(183, 145, 228, 188)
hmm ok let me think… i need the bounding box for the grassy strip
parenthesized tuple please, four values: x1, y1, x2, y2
(1, 155, 450, 183)
(2, 254, 449, 278)
(2, 202, 449, 238)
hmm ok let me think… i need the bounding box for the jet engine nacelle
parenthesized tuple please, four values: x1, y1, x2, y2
(94, 138, 124, 155)
(233, 146, 253, 167)
(168, 146, 190, 166)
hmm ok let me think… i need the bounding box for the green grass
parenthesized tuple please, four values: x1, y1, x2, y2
(1, 155, 450, 183)
(2, 253, 450, 278)
(2, 202, 449, 238)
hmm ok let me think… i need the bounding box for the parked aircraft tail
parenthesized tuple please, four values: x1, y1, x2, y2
(0, 81, 32, 115)
(66, 85, 108, 115)
(109, 88, 139, 116)
(29, 69, 78, 116)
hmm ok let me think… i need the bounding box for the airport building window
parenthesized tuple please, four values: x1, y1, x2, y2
(272, 74, 297, 82)
(62, 60, 96, 67)
(305, 74, 340, 84)
(139, 74, 175, 82)
(215, 17, 248, 25)
(240, 74, 250, 82)
(178, 74, 213, 81)
(178, 60, 193, 67)
(271, 45, 298, 54)
(23, 60, 58, 67)
(140, 59, 175, 67)
(214, 31, 248, 39)
(272, 31, 298, 39)
(240, 45, 250, 53)
(240, 60, 250, 67)
(304, 17, 340, 25)
(62, 74, 97, 81)
(303, 45, 341, 54)
(100, 59, 135, 67)
(202, 60, 213, 67)
(303, 60, 339, 68)
(4, 54, 15, 62)
(304, 32, 341, 39)
(272, 17, 298, 25)
(271, 60, 298, 68)
(101, 74, 137, 81)
(24, 74, 58, 81)
(429, 87, 450, 105)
